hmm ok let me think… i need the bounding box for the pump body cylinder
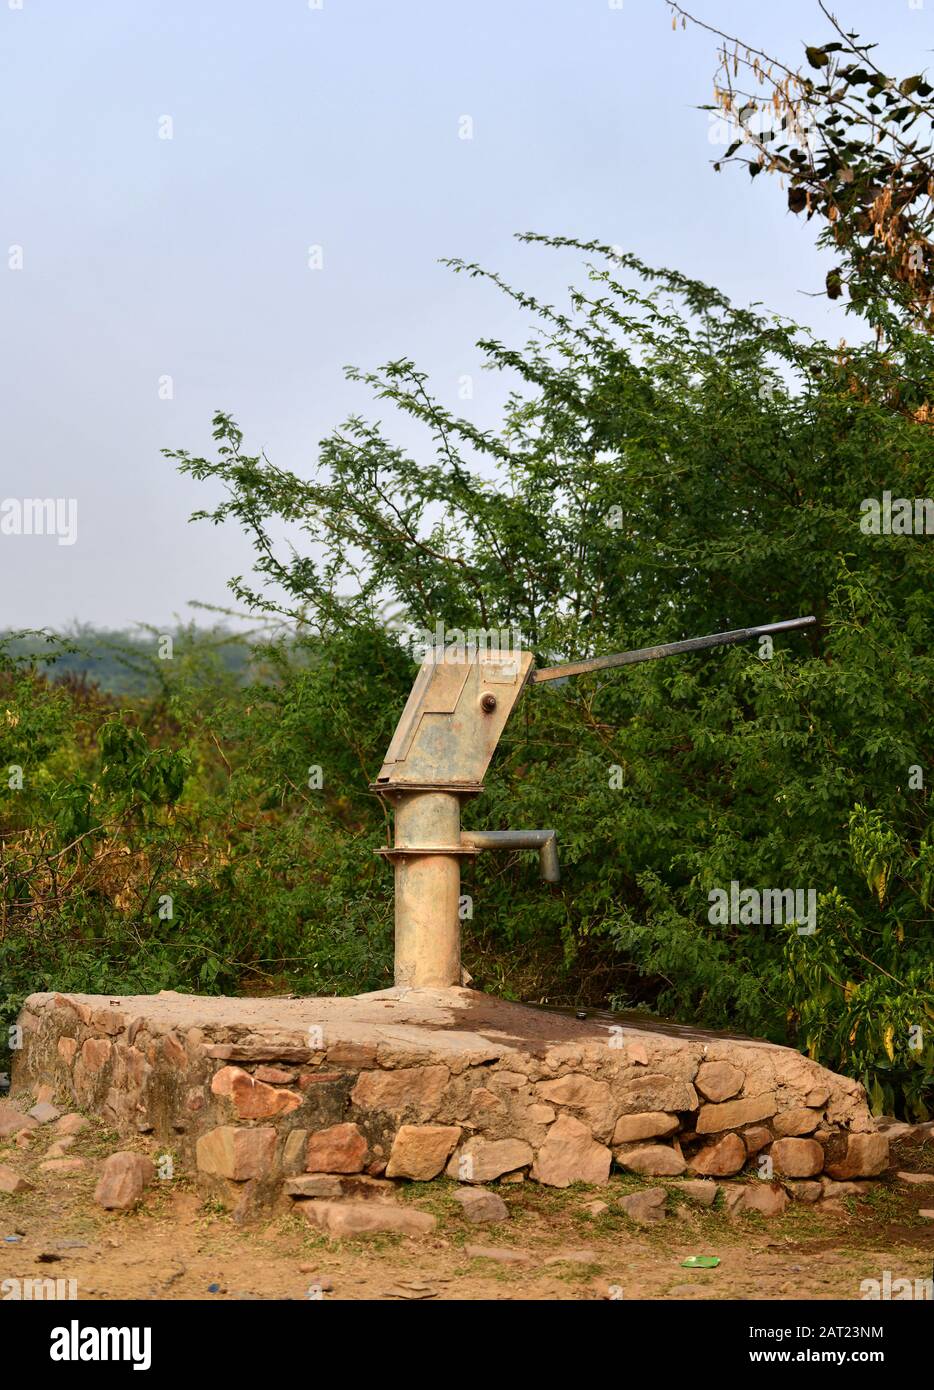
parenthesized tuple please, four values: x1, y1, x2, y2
(391, 791, 463, 988)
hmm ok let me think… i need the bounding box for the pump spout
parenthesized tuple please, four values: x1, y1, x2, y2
(531, 616, 816, 683)
(460, 828, 560, 883)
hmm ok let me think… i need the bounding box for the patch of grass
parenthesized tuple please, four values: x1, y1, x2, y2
(578, 1209, 629, 1236)
(71, 1124, 122, 1158)
(394, 1179, 462, 1217)
(861, 1184, 911, 1220)
(771, 1203, 828, 1237)
(339, 1232, 406, 1253)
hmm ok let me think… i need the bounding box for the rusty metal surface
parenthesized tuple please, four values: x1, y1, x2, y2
(375, 649, 534, 786)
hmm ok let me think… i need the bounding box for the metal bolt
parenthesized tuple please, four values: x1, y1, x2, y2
(480, 693, 497, 713)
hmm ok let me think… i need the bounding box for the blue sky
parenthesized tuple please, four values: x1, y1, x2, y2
(1, 0, 928, 629)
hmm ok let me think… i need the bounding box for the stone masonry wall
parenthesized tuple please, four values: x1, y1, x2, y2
(10, 990, 889, 1218)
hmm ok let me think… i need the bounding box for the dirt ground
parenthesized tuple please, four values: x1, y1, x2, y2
(2, 1121, 932, 1302)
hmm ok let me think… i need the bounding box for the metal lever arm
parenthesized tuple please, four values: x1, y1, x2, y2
(531, 615, 816, 683)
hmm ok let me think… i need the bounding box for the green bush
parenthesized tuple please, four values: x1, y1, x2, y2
(161, 235, 932, 1118)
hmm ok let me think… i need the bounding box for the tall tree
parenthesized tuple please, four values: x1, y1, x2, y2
(671, 1, 934, 341)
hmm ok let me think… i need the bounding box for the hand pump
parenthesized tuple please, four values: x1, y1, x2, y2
(372, 616, 816, 988)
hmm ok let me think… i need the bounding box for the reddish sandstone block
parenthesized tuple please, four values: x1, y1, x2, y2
(299, 1200, 435, 1237)
(305, 1122, 368, 1174)
(327, 1042, 378, 1068)
(350, 1066, 448, 1116)
(696, 1094, 777, 1133)
(532, 1115, 611, 1187)
(94, 1152, 155, 1210)
(196, 1126, 277, 1181)
(689, 1132, 747, 1176)
(773, 1107, 821, 1137)
(81, 1038, 112, 1073)
(159, 1033, 187, 1069)
(772, 1137, 824, 1178)
(211, 1065, 302, 1119)
(298, 1071, 344, 1090)
(254, 1066, 297, 1085)
(386, 1125, 461, 1180)
(695, 1060, 744, 1102)
(825, 1132, 889, 1179)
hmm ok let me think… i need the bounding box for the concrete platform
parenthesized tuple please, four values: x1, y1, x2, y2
(10, 987, 888, 1215)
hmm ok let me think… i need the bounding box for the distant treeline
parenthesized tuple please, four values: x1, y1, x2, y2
(1, 625, 262, 695)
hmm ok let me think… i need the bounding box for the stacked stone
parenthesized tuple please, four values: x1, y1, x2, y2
(11, 992, 890, 1218)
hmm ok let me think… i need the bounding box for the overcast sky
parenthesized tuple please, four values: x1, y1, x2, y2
(0, 0, 927, 631)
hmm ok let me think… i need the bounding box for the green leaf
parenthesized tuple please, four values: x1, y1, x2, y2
(806, 46, 830, 69)
(826, 268, 844, 299)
